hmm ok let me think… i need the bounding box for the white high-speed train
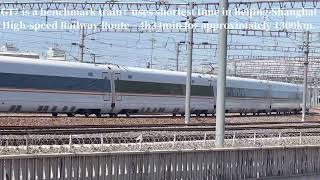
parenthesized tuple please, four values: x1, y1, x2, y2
(0, 56, 303, 117)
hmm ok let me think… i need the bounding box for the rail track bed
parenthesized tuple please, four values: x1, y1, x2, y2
(0, 113, 319, 127)
(1, 121, 320, 135)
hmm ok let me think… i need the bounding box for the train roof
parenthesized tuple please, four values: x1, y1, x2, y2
(0, 56, 106, 71)
(112, 65, 302, 87)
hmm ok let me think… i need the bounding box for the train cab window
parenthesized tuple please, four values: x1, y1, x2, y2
(128, 75, 133, 79)
(115, 78, 120, 89)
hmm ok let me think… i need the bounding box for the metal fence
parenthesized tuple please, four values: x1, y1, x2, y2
(2, 131, 320, 154)
(1, 145, 320, 180)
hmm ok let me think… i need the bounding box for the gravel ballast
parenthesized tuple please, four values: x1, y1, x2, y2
(0, 112, 319, 126)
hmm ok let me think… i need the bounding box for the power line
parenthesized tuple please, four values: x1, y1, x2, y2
(84, 27, 307, 39)
(177, 42, 307, 53)
(227, 55, 320, 61)
(2, 0, 320, 10)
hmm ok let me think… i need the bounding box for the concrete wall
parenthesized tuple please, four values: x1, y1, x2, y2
(1, 145, 320, 180)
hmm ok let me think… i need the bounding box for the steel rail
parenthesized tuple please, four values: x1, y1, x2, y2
(0, 111, 309, 119)
(1, 122, 320, 135)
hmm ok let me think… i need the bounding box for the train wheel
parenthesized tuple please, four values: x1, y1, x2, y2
(84, 113, 90, 118)
(95, 113, 102, 118)
(240, 113, 242, 116)
(172, 113, 177, 117)
(181, 113, 185, 117)
(110, 113, 118, 118)
(67, 113, 75, 117)
(52, 113, 58, 117)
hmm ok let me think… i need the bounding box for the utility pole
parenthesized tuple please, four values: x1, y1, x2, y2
(215, 0, 229, 147)
(302, 31, 310, 122)
(79, 27, 85, 62)
(184, 2, 194, 124)
(91, 53, 96, 64)
(312, 77, 316, 108)
(317, 77, 319, 107)
(150, 38, 156, 69)
(176, 43, 180, 71)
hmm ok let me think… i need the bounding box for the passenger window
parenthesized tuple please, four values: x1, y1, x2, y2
(88, 72, 94, 76)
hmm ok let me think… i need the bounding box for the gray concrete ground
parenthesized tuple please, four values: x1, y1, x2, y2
(262, 175, 320, 180)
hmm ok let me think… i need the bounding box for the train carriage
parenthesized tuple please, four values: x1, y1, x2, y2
(0, 56, 111, 117)
(0, 56, 303, 117)
(109, 66, 216, 116)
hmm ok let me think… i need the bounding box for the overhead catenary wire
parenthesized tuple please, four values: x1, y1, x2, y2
(0, 0, 319, 83)
(1, 0, 320, 11)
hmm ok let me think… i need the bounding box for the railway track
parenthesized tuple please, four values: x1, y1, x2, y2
(1, 121, 320, 135)
(0, 112, 309, 119)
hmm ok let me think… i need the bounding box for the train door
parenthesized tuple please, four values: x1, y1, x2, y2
(267, 81, 272, 111)
(209, 79, 215, 104)
(209, 79, 216, 114)
(102, 72, 111, 101)
(113, 72, 122, 101)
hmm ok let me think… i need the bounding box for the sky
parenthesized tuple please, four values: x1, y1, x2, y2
(0, 0, 319, 72)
